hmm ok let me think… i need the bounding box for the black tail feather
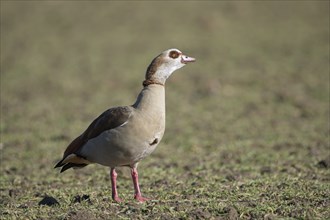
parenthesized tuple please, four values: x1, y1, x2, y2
(54, 159, 65, 168)
(60, 163, 88, 173)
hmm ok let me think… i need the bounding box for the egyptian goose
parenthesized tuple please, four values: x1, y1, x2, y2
(55, 48, 195, 202)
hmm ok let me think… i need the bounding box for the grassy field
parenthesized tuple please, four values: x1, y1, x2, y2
(1, 1, 329, 219)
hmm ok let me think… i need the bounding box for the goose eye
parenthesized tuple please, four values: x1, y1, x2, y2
(169, 50, 180, 59)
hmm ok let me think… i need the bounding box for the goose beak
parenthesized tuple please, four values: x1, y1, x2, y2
(181, 55, 196, 64)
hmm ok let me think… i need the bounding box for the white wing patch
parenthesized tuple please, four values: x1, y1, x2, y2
(119, 121, 129, 127)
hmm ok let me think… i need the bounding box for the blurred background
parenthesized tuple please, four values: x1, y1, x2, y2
(1, 1, 329, 219)
(2, 1, 328, 147)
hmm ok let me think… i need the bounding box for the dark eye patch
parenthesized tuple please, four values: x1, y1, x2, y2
(169, 50, 180, 59)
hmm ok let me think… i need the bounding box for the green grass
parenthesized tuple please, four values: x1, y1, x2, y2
(1, 1, 329, 219)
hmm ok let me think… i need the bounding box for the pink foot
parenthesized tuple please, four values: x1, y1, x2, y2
(113, 196, 123, 203)
(134, 195, 150, 202)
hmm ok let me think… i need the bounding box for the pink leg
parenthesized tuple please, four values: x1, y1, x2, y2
(131, 167, 150, 202)
(110, 168, 122, 202)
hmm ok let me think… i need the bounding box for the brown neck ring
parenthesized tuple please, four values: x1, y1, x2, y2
(142, 79, 164, 87)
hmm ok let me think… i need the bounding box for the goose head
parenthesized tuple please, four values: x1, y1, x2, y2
(143, 48, 195, 87)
